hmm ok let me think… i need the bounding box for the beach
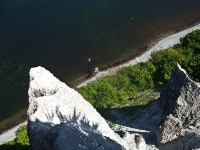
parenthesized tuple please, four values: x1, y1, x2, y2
(0, 23, 200, 145)
(77, 23, 200, 87)
(0, 121, 27, 145)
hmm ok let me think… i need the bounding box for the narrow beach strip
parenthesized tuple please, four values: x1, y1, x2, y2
(1, 23, 200, 145)
(0, 121, 27, 145)
(78, 24, 200, 87)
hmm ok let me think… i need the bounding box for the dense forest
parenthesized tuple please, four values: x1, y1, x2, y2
(1, 29, 200, 149)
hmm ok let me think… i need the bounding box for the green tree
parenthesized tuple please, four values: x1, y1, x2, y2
(150, 48, 182, 85)
(77, 78, 117, 108)
(77, 29, 200, 108)
(15, 125, 29, 146)
(0, 125, 29, 150)
(91, 78, 117, 107)
(180, 29, 200, 55)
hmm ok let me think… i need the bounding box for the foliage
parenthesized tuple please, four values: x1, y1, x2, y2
(179, 29, 200, 55)
(0, 125, 29, 150)
(15, 125, 29, 146)
(77, 61, 156, 108)
(77, 29, 200, 108)
(1, 29, 200, 149)
(151, 29, 200, 84)
(77, 78, 118, 107)
(150, 48, 183, 85)
(117, 62, 155, 93)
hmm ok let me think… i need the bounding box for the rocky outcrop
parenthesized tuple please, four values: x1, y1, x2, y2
(27, 66, 148, 150)
(158, 128, 200, 150)
(156, 64, 200, 148)
(156, 114, 184, 144)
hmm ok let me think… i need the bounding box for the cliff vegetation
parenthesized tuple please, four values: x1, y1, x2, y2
(76, 29, 200, 108)
(1, 29, 200, 148)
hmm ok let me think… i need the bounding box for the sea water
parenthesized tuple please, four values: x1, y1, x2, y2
(1, 0, 200, 85)
(0, 0, 200, 124)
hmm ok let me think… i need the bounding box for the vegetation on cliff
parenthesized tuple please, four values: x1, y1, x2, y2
(76, 29, 200, 108)
(1, 29, 200, 148)
(77, 61, 156, 108)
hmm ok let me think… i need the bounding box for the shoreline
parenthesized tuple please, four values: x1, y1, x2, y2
(77, 23, 200, 87)
(0, 23, 200, 145)
(0, 120, 27, 145)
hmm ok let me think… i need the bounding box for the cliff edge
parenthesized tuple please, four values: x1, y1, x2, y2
(157, 64, 200, 149)
(27, 64, 200, 149)
(27, 66, 147, 150)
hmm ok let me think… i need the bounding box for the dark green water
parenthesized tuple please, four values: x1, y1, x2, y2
(0, 0, 200, 129)
(1, 0, 200, 84)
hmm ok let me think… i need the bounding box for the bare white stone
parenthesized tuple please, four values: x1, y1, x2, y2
(157, 64, 200, 149)
(27, 66, 148, 150)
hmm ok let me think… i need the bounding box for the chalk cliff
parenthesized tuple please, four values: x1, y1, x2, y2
(27, 66, 147, 150)
(27, 64, 200, 150)
(156, 64, 200, 149)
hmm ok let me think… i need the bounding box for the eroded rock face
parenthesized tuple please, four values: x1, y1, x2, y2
(158, 128, 200, 150)
(27, 66, 147, 150)
(157, 114, 183, 144)
(157, 64, 200, 148)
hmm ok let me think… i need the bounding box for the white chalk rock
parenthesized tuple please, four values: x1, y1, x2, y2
(27, 66, 147, 150)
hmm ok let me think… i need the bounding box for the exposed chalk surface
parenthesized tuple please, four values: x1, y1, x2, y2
(156, 64, 200, 149)
(27, 66, 148, 150)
